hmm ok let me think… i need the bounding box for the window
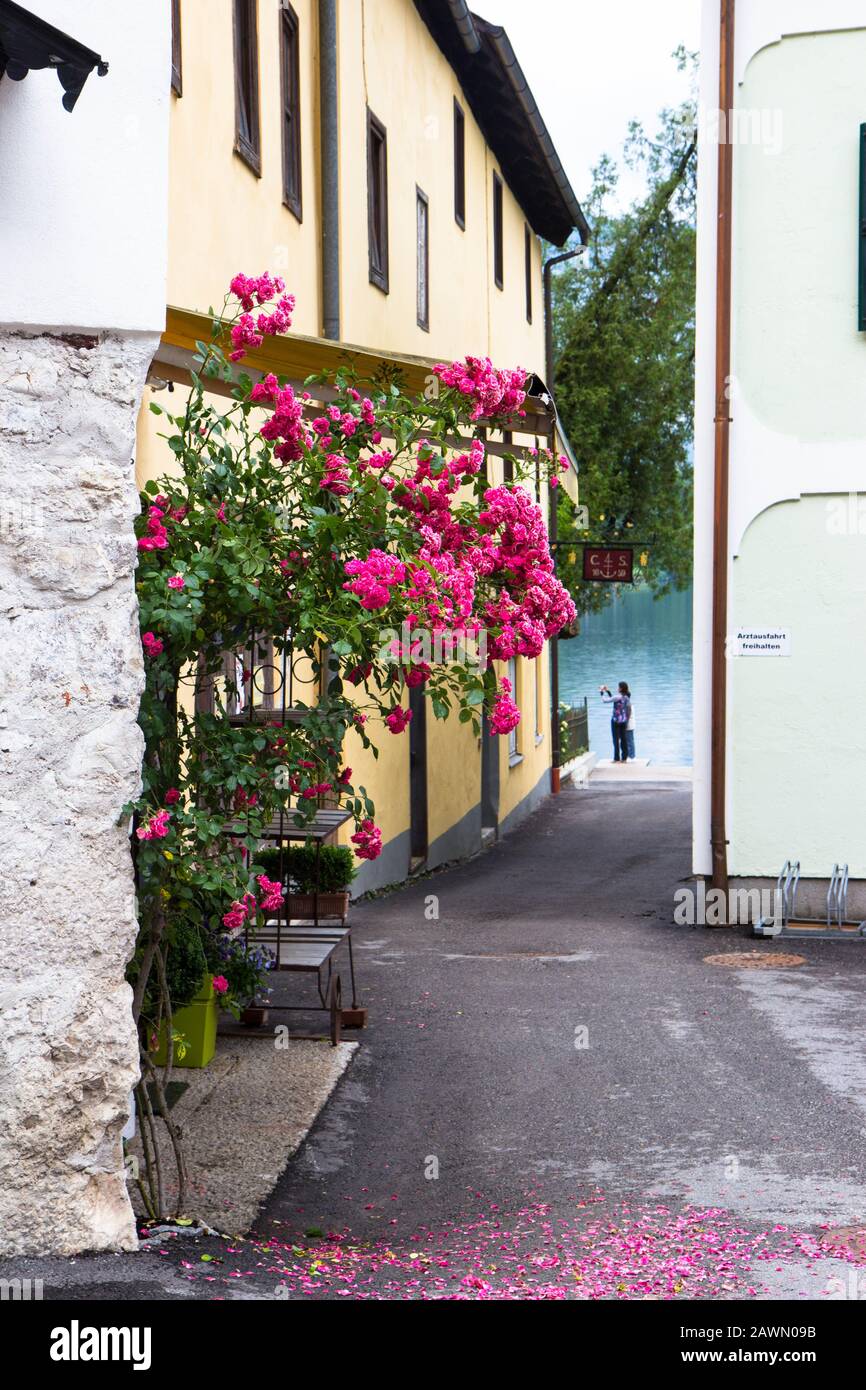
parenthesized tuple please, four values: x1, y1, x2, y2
(492, 170, 503, 289)
(367, 110, 389, 292)
(233, 0, 261, 175)
(279, 2, 302, 218)
(507, 656, 520, 762)
(416, 187, 429, 331)
(535, 656, 543, 743)
(170, 0, 182, 96)
(524, 224, 533, 323)
(453, 99, 465, 228)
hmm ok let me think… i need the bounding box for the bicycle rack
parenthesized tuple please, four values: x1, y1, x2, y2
(827, 863, 849, 928)
(755, 859, 866, 939)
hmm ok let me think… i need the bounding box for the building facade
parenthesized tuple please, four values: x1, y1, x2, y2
(694, 0, 866, 893)
(0, 0, 583, 1257)
(139, 0, 585, 894)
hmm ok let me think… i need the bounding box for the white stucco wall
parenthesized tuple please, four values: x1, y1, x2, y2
(0, 3, 169, 1253)
(0, 0, 169, 333)
(694, 2, 866, 876)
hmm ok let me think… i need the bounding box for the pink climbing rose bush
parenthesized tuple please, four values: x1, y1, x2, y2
(129, 272, 574, 1037)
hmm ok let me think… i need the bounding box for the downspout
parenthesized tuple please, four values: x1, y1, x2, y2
(319, 0, 339, 339)
(710, 0, 735, 898)
(544, 246, 585, 791)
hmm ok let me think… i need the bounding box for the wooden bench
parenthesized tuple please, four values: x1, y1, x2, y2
(254, 930, 344, 1044)
(249, 922, 366, 1042)
(225, 810, 367, 1039)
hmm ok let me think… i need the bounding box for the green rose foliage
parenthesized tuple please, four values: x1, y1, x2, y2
(126, 288, 566, 1033)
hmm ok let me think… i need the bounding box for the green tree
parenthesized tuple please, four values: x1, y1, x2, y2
(553, 50, 697, 614)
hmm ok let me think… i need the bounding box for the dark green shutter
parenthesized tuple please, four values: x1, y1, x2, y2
(859, 124, 866, 330)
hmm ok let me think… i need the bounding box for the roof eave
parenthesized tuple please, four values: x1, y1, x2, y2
(473, 16, 589, 246)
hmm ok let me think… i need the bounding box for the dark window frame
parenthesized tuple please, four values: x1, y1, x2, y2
(453, 98, 465, 229)
(367, 109, 389, 293)
(170, 0, 182, 96)
(233, 0, 261, 177)
(524, 223, 533, 323)
(279, 1, 302, 219)
(492, 170, 504, 290)
(416, 186, 429, 331)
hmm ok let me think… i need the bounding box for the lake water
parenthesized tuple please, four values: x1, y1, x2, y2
(558, 586, 693, 765)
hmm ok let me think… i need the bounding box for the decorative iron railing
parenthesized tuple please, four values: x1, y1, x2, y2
(555, 698, 589, 768)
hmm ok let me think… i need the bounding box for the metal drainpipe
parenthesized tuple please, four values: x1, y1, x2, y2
(319, 0, 339, 340)
(544, 246, 584, 791)
(710, 0, 735, 902)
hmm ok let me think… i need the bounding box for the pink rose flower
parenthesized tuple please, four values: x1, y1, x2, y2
(222, 902, 248, 931)
(351, 819, 383, 861)
(385, 706, 412, 735)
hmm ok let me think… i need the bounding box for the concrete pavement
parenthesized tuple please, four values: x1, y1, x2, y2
(3, 781, 866, 1300)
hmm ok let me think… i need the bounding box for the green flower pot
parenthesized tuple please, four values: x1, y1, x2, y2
(151, 974, 218, 1069)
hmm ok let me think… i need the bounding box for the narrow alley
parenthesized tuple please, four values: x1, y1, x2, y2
(10, 781, 866, 1301)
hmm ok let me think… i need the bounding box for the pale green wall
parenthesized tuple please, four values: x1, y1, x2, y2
(725, 27, 866, 878)
(731, 496, 866, 876)
(734, 29, 866, 446)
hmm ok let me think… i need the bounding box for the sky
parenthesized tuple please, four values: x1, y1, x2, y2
(479, 0, 702, 210)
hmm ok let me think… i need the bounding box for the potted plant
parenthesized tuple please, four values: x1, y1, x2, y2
(148, 920, 220, 1068)
(214, 934, 274, 1027)
(257, 844, 355, 921)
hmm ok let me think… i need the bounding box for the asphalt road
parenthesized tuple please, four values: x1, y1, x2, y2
(5, 781, 866, 1300)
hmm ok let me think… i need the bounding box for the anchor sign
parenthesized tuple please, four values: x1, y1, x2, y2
(582, 546, 634, 583)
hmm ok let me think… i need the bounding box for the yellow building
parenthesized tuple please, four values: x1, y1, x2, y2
(138, 0, 587, 893)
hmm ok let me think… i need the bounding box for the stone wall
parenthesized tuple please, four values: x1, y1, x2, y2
(0, 331, 156, 1255)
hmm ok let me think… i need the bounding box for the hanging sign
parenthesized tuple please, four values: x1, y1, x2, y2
(582, 546, 634, 583)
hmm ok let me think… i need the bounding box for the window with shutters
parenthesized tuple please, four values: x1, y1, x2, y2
(279, 3, 302, 218)
(416, 187, 429, 331)
(233, 0, 261, 176)
(170, 0, 182, 96)
(507, 656, 520, 762)
(492, 170, 503, 289)
(454, 99, 465, 228)
(367, 110, 389, 292)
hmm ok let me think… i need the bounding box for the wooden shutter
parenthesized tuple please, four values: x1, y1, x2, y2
(280, 3, 302, 218)
(233, 0, 261, 175)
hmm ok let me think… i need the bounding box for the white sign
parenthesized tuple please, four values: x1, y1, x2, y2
(732, 627, 791, 657)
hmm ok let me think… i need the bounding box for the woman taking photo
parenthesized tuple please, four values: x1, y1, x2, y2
(599, 682, 632, 763)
